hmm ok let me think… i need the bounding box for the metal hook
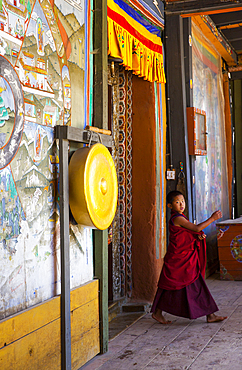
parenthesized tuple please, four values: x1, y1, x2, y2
(178, 171, 185, 179)
(88, 130, 93, 147)
(97, 132, 103, 145)
(88, 130, 103, 147)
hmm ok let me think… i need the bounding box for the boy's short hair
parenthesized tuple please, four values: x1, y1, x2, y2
(166, 190, 184, 204)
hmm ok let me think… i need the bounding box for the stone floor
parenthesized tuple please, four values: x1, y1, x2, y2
(81, 274, 242, 370)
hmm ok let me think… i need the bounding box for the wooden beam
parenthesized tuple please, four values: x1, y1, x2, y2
(210, 10, 242, 27)
(55, 126, 113, 147)
(165, 1, 242, 16)
(230, 70, 242, 79)
(229, 40, 242, 50)
(229, 65, 242, 72)
(192, 15, 238, 66)
(222, 26, 242, 41)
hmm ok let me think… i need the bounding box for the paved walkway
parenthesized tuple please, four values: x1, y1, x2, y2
(81, 274, 242, 370)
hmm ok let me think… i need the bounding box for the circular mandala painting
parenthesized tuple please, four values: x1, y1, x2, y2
(0, 56, 24, 170)
(230, 234, 242, 263)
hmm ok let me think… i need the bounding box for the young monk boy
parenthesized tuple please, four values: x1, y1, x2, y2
(151, 190, 227, 324)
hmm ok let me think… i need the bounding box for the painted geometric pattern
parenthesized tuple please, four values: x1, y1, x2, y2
(108, 63, 121, 300)
(118, 66, 126, 297)
(126, 71, 133, 298)
(118, 66, 133, 297)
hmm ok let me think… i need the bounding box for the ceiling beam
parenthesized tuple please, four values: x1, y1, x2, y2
(165, 1, 242, 16)
(222, 27, 242, 41)
(209, 11, 242, 26)
(229, 65, 242, 72)
(229, 39, 242, 51)
(230, 70, 242, 79)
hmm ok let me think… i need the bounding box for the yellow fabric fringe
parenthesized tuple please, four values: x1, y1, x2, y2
(108, 17, 166, 83)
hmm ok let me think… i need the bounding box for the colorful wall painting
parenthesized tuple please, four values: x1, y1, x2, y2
(192, 22, 229, 262)
(0, 57, 24, 169)
(54, 0, 88, 128)
(230, 235, 242, 263)
(0, 0, 93, 320)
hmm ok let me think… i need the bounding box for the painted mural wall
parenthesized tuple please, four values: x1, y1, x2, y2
(0, 0, 93, 319)
(192, 23, 229, 263)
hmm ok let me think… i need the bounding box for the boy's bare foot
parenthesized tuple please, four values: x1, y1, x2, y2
(152, 312, 171, 325)
(207, 313, 227, 323)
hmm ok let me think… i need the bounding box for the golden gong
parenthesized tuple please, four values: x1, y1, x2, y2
(69, 143, 118, 230)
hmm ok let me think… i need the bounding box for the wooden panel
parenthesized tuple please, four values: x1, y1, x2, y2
(71, 298, 99, 340)
(218, 234, 242, 247)
(0, 320, 100, 370)
(71, 279, 99, 310)
(0, 280, 100, 369)
(72, 327, 100, 370)
(0, 279, 99, 349)
(0, 297, 60, 348)
(186, 107, 207, 155)
(225, 271, 242, 280)
(217, 223, 242, 280)
(220, 261, 242, 271)
(0, 319, 61, 370)
(220, 262, 242, 281)
(217, 226, 242, 247)
(218, 247, 242, 263)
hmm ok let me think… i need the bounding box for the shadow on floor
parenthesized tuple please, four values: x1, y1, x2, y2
(109, 311, 146, 340)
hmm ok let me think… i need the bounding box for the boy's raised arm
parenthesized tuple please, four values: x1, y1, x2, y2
(173, 210, 222, 232)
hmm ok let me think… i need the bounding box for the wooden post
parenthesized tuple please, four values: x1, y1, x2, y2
(59, 137, 71, 370)
(94, 229, 109, 353)
(93, 0, 109, 354)
(234, 80, 242, 217)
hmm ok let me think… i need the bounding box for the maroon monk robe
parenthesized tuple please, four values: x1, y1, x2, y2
(158, 211, 206, 291)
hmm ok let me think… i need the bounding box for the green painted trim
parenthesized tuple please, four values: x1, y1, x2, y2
(89, 0, 94, 125)
(94, 229, 109, 354)
(93, 0, 109, 354)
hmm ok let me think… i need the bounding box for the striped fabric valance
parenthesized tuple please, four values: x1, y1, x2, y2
(107, 0, 166, 83)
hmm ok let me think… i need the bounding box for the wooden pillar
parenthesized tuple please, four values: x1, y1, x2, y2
(93, 0, 109, 354)
(165, 14, 193, 220)
(223, 72, 233, 217)
(233, 80, 242, 217)
(59, 138, 71, 370)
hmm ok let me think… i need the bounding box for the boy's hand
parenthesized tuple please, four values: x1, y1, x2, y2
(211, 210, 222, 221)
(198, 234, 206, 240)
